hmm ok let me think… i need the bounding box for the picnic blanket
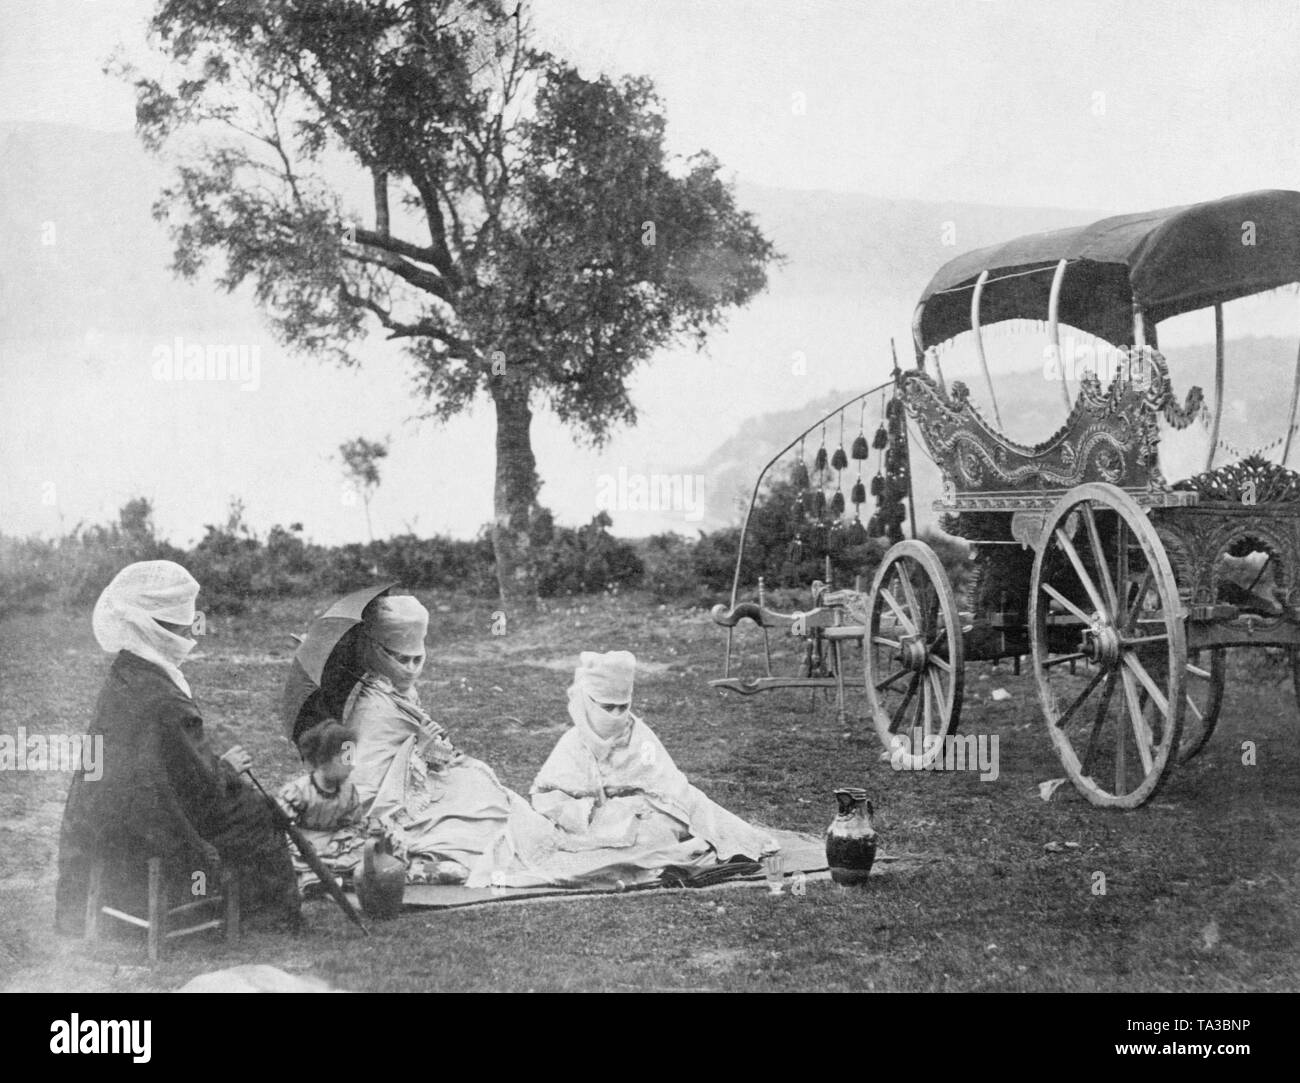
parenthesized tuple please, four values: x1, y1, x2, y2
(339, 829, 929, 912)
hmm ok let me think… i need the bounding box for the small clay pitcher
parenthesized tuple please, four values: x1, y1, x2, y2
(355, 834, 405, 919)
(825, 787, 877, 885)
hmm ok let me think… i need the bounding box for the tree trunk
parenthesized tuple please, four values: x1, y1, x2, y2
(490, 377, 539, 608)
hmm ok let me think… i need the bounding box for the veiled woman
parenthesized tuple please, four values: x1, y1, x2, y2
(343, 599, 774, 888)
(55, 561, 299, 934)
(527, 651, 773, 868)
(342, 595, 520, 883)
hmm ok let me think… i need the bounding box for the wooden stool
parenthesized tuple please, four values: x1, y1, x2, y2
(84, 856, 240, 964)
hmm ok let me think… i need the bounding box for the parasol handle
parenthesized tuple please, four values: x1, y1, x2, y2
(241, 767, 371, 936)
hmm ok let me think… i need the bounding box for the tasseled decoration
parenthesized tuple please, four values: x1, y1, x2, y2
(867, 514, 880, 537)
(803, 489, 818, 514)
(830, 490, 845, 516)
(831, 413, 848, 473)
(886, 397, 900, 420)
(873, 424, 889, 450)
(870, 474, 884, 497)
(813, 489, 827, 517)
(847, 518, 867, 545)
(814, 445, 828, 472)
(851, 479, 867, 505)
(851, 433, 870, 460)
(791, 460, 810, 489)
(788, 536, 803, 562)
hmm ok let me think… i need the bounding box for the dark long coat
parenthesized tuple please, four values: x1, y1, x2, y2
(55, 650, 299, 934)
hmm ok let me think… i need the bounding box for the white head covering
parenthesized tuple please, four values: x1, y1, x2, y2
(568, 651, 638, 744)
(363, 595, 429, 692)
(92, 560, 200, 696)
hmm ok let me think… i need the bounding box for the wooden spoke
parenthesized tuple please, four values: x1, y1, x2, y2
(889, 673, 921, 733)
(1121, 634, 1169, 648)
(895, 566, 922, 626)
(1041, 583, 1095, 626)
(1080, 504, 1118, 612)
(1119, 667, 1156, 776)
(927, 653, 952, 673)
(878, 586, 918, 637)
(1122, 653, 1169, 720)
(1081, 672, 1117, 776)
(1122, 568, 1154, 635)
(872, 635, 901, 649)
(1053, 667, 1105, 729)
(1115, 520, 1129, 617)
(1042, 651, 1088, 669)
(875, 667, 910, 692)
(926, 667, 949, 724)
(1055, 526, 1110, 619)
(919, 672, 934, 739)
(1114, 685, 1127, 792)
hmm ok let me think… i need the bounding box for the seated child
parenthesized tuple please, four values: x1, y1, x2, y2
(276, 720, 370, 896)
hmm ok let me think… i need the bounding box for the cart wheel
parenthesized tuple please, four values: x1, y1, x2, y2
(1030, 483, 1186, 808)
(1137, 649, 1225, 763)
(865, 540, 964, 768)
(1176, 649, 1226, 762)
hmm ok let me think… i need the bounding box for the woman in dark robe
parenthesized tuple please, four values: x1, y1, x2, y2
(55, 560, 299, 934)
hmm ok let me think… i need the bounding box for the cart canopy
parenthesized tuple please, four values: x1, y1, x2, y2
(914, 190, 1300, 354)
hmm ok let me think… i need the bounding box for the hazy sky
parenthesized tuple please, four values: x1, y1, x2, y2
(4, 0, 1298, 207)
(2, 0, 1298, 545)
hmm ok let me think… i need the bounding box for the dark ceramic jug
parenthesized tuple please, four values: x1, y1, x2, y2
(356, 834, 406, 919)
(825, 787, 877, 885)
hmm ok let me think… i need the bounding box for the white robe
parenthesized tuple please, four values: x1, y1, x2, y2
(344, 673, 773, 889)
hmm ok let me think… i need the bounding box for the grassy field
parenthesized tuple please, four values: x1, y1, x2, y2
(1, 588, 1298, 992)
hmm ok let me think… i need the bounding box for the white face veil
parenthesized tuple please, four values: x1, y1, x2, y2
(92, 560, 200, 696)
(362, 595, 430, 694)
(567, 650, 638, 748)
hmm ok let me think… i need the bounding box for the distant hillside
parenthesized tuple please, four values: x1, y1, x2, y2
(734, 181, 1098, 306)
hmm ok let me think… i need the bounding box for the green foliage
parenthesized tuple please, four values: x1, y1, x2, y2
(533, 511, 644, 597)
(338, 437, 389, 495)
(637, 533, 703, 603)
(689, 526, 751, 594)
(0, 499, 188, 618)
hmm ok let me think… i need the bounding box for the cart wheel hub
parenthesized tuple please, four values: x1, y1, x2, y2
(1080, 623, 1120, 667)
(896, 634, 929, 672)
